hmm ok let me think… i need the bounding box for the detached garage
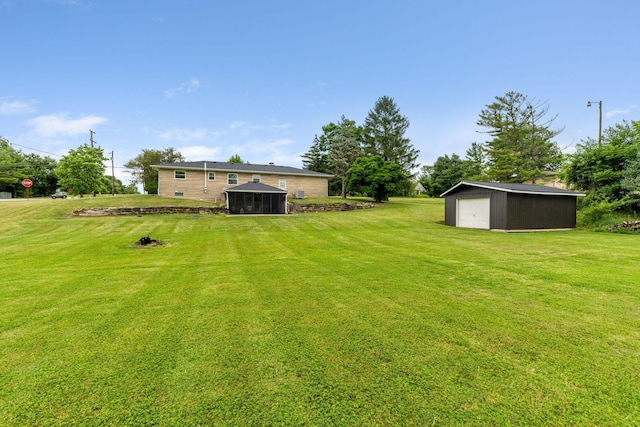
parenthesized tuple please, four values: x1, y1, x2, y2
(441, 181, 585, 231)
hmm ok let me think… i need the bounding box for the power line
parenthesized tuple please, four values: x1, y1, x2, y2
(7, 142, 63, 157)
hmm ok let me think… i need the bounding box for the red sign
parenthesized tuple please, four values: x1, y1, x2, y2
(22, 179, 33, 188)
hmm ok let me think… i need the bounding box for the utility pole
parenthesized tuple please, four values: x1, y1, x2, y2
(111, 151, 115, 196)
(586, 101, 603, 146)
(90, 129, 96, 148)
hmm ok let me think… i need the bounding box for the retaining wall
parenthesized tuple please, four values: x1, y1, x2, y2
(72, 206, 227, 217)
(72, 202, 377, 217)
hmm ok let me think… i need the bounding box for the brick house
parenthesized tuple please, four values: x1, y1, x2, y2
(153, 161, 332, 203)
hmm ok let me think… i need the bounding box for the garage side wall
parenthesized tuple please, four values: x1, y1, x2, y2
(506, 194, 577, 230)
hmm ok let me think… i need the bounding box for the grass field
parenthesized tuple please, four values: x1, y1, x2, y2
(1, 195, 639, 426)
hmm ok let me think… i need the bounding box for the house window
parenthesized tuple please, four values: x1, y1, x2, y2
(252, 174, 261, 183)
(228, 173, 238, 185)
(175, 191, 184, 197)
(208, 172, 215, 181)
(174, 170, 186, 179)
(279, 179, 287, 190)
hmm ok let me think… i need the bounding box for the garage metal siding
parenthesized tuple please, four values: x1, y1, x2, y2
(443, 181, 580, 230)
(489, 191, 507, 230)
(506, 194, 577, 229)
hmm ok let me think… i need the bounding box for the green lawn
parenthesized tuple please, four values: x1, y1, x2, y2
(1, 196, 639, 426)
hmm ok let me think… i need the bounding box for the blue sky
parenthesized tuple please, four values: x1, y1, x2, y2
(1, 0, 638, 184)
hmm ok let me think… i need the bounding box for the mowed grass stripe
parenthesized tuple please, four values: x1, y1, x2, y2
(1, 195, 639, 425)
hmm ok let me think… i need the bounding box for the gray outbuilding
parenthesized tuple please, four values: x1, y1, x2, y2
(441, 181, 585, 231)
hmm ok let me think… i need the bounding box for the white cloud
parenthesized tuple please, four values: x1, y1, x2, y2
(157, 127, 218, 142)
(179, 145, 222, 160)
(229, 121, 249, 129)
(27, 113, 108, 137)
(228, 138, 299, 165)
(165, 78, 201, 98)
(151, 120, 299, 165)
(271, 123, 291, 130)
(0, 100, 34, 115)
(605, 105, 637, 119)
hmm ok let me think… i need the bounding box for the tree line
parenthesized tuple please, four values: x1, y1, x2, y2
(5, 90, 637, 214)
(0, 138, 137, 197)
(302, 95, 419, 202)
(417, 91, 640, 216)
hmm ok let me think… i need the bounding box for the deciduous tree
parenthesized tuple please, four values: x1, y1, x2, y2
(57, 144, 108, 196)
(228, 154, 246, 164)
(124, 147, 184, 194)
(424, 154, 468, 197)
(563, 120, 640, 205)
(328, 116, 363, 198)
(23, 153, 58, 197)
(0, 137, 27, 195)
(345, 155, 407, 202)
(302, 117, 363, 196)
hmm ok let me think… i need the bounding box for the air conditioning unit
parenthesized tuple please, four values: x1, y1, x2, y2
(295, 190, 305, 199)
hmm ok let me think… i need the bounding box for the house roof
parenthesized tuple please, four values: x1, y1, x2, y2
(224, 182, 288, 193)
(440, 180, 586, 198)
(153, 161, 333, 177)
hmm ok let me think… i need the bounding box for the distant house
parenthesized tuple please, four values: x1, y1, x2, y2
(152, 161, 332, 205)
(523, 171, 567, 189)
(441, 181, 585, 231)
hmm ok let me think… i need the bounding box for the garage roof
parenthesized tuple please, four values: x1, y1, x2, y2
(440, 180, 585, 197)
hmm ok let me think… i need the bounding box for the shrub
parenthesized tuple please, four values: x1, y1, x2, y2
(577, 200, 616, 226)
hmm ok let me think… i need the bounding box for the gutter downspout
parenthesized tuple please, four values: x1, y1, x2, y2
(203, 162, 207, 193)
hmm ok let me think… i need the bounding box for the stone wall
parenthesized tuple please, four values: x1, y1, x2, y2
(287, 202, 376, 213)
(72, 206, 227, 217)
(72, 202, 376, 217)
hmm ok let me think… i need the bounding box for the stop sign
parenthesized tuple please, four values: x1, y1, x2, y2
(22, 179, 33, 188)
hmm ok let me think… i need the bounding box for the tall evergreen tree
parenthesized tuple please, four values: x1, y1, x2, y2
(464, 142, 487, 180)
(477, 91, 563, 183)
(362, 96, 419, 174)
(302, 135, 332, 173)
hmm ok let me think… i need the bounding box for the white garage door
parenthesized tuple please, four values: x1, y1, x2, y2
(457, 198, 490, 229)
